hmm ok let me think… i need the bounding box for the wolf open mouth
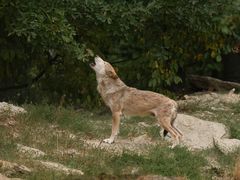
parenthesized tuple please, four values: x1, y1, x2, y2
(89, 60, 96, 67)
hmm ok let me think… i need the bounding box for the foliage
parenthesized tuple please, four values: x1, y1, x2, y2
(0, 0, 240, 105)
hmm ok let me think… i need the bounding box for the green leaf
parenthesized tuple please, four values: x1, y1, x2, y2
(216, 55, 222, 62)
(221, 26, 230, 34)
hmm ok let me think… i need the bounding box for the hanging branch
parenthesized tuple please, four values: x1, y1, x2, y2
(111, 58, 140, 64)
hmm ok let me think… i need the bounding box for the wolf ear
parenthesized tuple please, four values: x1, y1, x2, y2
(106, 70, 118, 79)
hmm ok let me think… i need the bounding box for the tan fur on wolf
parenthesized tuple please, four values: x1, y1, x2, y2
(90, 56, 182, 147)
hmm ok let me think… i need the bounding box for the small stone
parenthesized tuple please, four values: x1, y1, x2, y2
(0, 102, 26, 116)
(69, 133, 76, 139)
(37, 161, 84, 175)
(228, 88, 235, 95)
(122, 166, 140, 175)
(214, 138, 240, 154)
(138, 122, 150, 127)
(7, 120, 17, 126)
(17, 144, 46, 158)
(183, 95, 189, 100)
(131, 167, 139, 175)
(50, 124, 59, 129)
(56, 149, 82, 156)
(0, 160, 31, 175)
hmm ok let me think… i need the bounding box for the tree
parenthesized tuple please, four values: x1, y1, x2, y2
(0, 0, 239, 105)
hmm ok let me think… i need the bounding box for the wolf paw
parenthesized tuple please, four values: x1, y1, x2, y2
(103, 138, 114, 144)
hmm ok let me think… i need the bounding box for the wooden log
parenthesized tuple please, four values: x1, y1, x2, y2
(188, 75, 240, 91)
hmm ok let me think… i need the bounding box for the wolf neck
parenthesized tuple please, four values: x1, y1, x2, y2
(97, 75, 127, 95)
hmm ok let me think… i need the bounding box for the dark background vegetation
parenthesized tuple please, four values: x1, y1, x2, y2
(0, 0, 240, 107)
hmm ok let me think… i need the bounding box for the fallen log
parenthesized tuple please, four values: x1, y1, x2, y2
(188, 75, 240, 91)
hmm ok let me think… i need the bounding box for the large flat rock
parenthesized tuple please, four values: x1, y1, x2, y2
(174, 114, 240, 153)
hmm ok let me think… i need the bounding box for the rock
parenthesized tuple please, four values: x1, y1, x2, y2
(174, 114, 229, 150)
(0, 102, 26, 128)
(56, 148, 82, 156)
(214, 138, 240, 154)
(173, 114, 240, 152)
(178, 92, 240, 109)
(69, 133, 77, 139)
(138, 122, 150, 127)
(85, 134, 155, 154)
(0, 160, 31, 176)
(0, 102, 26, 116)
(131, 167, 139, 175)
(122, 166, 140, 175)
(37, 161, 84, 175)
(17, 144, 46, 158)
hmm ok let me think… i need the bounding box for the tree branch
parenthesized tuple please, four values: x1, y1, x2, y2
(0, 53, 60, 92)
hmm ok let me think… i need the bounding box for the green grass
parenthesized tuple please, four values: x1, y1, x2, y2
(24, 104, 111, 138)
(0, 127, 17, 160)
(227, 103, 240, 139)
(146, 126, 162, 140)
(0, 100, 240, 179)
(109, 146, 205, 179)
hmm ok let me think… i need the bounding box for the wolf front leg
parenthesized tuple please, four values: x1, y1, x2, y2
(103, 111, 121, 144)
